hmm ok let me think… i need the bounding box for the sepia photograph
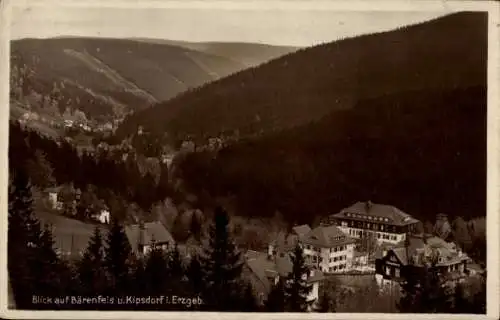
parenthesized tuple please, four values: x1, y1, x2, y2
(1, 0, 499, 318)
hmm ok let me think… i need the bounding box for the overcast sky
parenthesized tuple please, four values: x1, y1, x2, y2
(10, 4, 450, 47)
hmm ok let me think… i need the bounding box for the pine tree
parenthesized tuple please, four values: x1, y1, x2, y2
(8, 169, 42, 308)
(284, 244, 313, 312)
(77, 226, 107, 295)
(186, 254, 204, 295)
(398, 257, 453, 313)
(452, 282, 471, 313)
(104, 218, 133, 294)
(144, 241, 169, 296)
(155, 163, 171, 202)
(24, 150, 56, 189)
(200, 206, 244, 311)
(190, 210, 203, 242)
(31, 225, 71, 308)
(419, 266, 453, 313)
(239, 282, 259, 312)
(314, 291, 334, 312)
(130, 255, 147, 295)
(265, 278, 286, 312)
(166, 243, 188, 298)
(168, 244, 185, 278)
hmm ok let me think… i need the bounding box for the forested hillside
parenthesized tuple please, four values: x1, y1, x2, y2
(175, 86, 486, 224)
(115, 12, 487, 145)
(11, 37, 287, 121)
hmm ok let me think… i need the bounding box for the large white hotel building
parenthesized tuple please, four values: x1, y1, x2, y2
(327, 201, 420, 244)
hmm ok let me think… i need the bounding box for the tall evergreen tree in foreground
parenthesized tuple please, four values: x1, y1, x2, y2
(167, 244, 187, 296)
(200, 206, 244, 311)
(77, 226, 107, 295)
(315, 291, 335, 313)
(265, 278, 286, 312)
(284, 244, 313, 312)
(31, 225, 73, 306)
(143, 241, 169, 296)
(8, 169, 41, 308)
(104, 218, 132, 294)
(186, 254, 204, 296)
(8, 169, 73, 309)
(398, 250, 453, 313)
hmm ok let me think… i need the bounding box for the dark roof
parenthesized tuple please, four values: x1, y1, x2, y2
(331, 201, 419, 226)
(125, 221, 174, 250)
(243, 250, 324, 296)
(301, 225, 356, 248)
(381, 236, 469, 267)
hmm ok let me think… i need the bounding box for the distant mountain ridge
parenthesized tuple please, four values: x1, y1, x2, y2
(115, 11, 486, 143)
(129, 38, 300, 67)
(10, 37, 293, 122)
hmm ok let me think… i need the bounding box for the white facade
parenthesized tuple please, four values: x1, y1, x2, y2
(338, 224, 406, 244)
(48, 191, 63, 210)
(309, 281, 320, 305)
(302, 243, 356, 273)
(141, 243, 170, 255)
(91, 210, 110, 224)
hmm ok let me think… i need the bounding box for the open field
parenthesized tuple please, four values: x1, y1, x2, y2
(36, 210, 108, 258)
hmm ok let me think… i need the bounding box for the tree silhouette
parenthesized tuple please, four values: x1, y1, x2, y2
(77, 226, 108, 296)
(143, 241, 169, 296)
(265, 278, 286, 312)
(104, 219, 132, 294)
(8, 169, 42, 308)
(200, 206, 244, 311)
(186, 254, 204, 296)
(284, 244, 313, 312)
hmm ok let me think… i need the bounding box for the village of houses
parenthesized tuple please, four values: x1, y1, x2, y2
(42, 185, 484, 309)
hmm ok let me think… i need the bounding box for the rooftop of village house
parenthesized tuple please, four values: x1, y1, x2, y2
(270, 224, 356, 250)
(331, 201, 420, 226)
(375, 234, 470, 267)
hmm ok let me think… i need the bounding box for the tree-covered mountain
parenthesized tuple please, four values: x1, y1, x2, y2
(10, 37, 292, 122)
(115, 12, 487, 145)
(176, 86, 485, 224)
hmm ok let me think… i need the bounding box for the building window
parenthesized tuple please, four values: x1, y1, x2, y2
(385, 266, 391, 276)
(395, 268, 400, 278)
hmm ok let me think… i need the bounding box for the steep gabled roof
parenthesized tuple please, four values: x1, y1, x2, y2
(382, 235, 468, 267)
(301, 225, 356, 248)
(332, 201, 419, 226)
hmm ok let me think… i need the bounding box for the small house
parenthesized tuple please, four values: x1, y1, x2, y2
(46, 186, 62, 210)
(91, 208, 110, 224)
(125, 221, 175, 256)
(243, 250, 324, 310)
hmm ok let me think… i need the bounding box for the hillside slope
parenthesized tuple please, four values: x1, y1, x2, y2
(11, 37, 288, 121)
(131, 38, 299, 67)
(177, 86, 486, 224)
(116, 12, 487, 143)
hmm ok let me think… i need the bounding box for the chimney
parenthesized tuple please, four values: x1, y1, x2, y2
(365, 200, 373, 213)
